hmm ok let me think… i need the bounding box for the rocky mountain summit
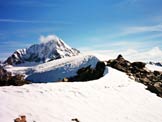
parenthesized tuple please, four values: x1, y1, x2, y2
(4, 35, 80, 65)
(106, 55, 162, 97)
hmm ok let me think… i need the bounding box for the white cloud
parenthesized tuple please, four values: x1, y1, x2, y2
(122, 24, 162, 35)
(3, 1, 60, 8)
(82, 46, 162, 62)
(39, 35, 59, 43)
(120, 47, 162, 62)
(115, 0, 138, 8)
(80, 40, 156, 52)
(81, 24, 162, 48)
(0, 19, 66, 24)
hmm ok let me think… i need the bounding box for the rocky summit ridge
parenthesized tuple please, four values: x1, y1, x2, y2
(106, 55, 162, 97)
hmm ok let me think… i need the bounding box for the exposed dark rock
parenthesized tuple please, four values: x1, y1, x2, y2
(106, 54, 162, 98)
(146, 84, 160, 95)
(107, 55, 131, 72)
(131, 62, 146, 69)
(0, 66, 30, 86)
(153, 70, 161, 76)
(14, 115, 27, 122)
(154, 82, 162, 93)
(71, 118, 80, 122)
(95, 61, 106, 77)
(61, 61, 105, 82)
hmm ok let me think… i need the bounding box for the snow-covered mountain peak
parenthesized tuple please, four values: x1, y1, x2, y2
(39, 35, 72, 51)
(4, 35, 80, 65)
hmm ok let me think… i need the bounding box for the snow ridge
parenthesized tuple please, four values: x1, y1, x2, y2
(26, 55, 99, 82)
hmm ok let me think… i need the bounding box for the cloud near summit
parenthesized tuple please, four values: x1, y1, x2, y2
(39, 35, 60, 43)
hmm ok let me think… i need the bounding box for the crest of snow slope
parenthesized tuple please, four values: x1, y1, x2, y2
(0, 67, 162, 122)
(4, 35, 80, 65)
(5, 54, 99, 82)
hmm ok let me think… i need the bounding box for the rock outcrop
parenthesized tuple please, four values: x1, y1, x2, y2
(14, 115, 27, 122)
(61, 61, 105, 82)
(0, 66, 29, 86)
(106, 55, 162, 97)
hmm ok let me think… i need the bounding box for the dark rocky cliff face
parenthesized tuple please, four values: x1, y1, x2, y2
(106, 54, 162, 97)
(0, 66, 29, 86)
(60, 61, 106, 82)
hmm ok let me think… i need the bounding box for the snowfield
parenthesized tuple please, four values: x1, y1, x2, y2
(1, 54, 162, 122)
(0, 67, 162, 122)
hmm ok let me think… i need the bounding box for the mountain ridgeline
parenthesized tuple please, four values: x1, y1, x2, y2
(4, 36, 80, 65)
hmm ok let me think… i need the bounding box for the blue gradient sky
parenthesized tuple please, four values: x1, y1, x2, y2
(0, 0, 162, 60)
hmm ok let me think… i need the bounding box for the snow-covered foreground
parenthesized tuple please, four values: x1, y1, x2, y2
(0, 67, 162, 122)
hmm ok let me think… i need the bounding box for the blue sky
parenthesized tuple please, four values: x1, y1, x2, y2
(0, 0, 162, 60)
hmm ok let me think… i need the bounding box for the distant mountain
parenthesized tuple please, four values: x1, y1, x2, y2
(4, 35, 80, 65)
(149, 62, 162, 67)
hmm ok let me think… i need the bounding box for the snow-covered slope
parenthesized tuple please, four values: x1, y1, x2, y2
(0, 67, 162, 122)
(146, 64, 162, 72)
(4, 35, 80, 65)
(26, 55, 99, 82)
(5, 55, 99, 82)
